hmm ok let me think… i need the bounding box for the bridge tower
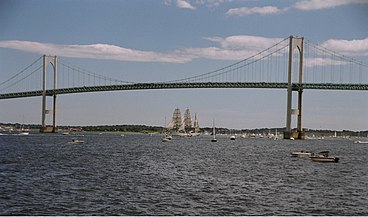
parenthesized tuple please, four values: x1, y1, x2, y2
(284, 36, 305, 140)
(40, 55, 58, 133)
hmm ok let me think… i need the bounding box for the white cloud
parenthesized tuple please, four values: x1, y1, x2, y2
(165, 0, 233, 9)
(304, 38, 368, 67)
(320, 38, 368, 56)
(293, 0, 368, 11)
(225, 0, 368, 17)
(181, 46, 257, 60)
(0, 40, 193, 63)
(181, 35, 286, 60)
(176, 0, 196, 9)
(0, 35, 285, 63)
(202, 0, 233, 7)
(0, 36, 366, 64)
(163, 0, 173, 6)
(204, 35, 284, 50)
(226, 6, 284, 16)
(304, 57, 350, 68)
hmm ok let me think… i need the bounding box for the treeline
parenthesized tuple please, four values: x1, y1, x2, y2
(201, 127, 368, 137)
(201, 127, 286, 135)
(1, 122, 367, 137)
(80, 124, 163, 133)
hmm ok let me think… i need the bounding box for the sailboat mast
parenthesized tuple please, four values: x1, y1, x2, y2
(212, 119, 216, 139)
(194, 113, 200, 133)
(172, 108, 182, 131)
(184, 108, 192, 132)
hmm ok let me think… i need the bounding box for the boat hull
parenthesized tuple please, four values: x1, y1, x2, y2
(355, 140, 368, 144)
(69, 141, 84, 144)
(310, 156, 339, 163)
(291, 151, 313, 158)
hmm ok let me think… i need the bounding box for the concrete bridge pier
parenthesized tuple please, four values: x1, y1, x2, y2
(40, 55, 58, 133)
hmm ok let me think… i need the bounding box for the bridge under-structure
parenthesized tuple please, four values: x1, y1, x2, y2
(1, 35, 367, 138)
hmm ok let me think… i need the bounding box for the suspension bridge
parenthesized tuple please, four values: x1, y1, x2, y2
(1, 36, 367, 138)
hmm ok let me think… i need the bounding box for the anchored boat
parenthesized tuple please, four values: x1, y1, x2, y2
(162, 134, 172, 142)
(211, 119, 217, 142)
(309, 151, 339, 163)
(69, 138, 85, 144)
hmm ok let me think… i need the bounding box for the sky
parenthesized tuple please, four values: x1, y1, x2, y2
(0, 0, 368, 131)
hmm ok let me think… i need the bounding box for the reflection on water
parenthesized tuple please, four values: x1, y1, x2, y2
(0, 133, 367, 215)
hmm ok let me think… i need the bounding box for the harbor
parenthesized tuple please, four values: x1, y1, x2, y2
(1, 133, 368, 215)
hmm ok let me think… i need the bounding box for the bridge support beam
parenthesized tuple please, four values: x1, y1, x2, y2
(284, 36, 304, 140)
(40, 55, 58, 133)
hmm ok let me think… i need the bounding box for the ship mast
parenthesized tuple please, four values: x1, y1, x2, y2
(183, 108, 192, 132)
(194, 113, 200, 133)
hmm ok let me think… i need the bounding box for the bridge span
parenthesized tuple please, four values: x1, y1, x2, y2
(1, 82, 367, 100)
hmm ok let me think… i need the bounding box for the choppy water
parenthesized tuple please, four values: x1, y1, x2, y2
(0, 133, 367, 215)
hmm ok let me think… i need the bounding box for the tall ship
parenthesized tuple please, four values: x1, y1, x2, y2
(166, 108, 182, 132)
(193, 113, 200, 135)
(167, 108, 200, 136)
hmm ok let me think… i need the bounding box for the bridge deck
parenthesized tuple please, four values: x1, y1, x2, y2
(1, 82, 367, 99)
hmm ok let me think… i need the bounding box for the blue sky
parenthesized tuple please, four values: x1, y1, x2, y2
(0, 0, 368, 131)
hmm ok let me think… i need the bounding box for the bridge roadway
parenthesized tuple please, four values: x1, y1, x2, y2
(1, 82, 368, 99)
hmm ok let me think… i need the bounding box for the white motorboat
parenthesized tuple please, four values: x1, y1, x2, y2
(69, 139, 85, 144)
(291, 150, 314, 158)
(162, 134, 172, 142)
(354, 140, 368, 144)
(19, 131, 29, 135)
(309, 151, 339, 163)
(230, 135, 236, 140)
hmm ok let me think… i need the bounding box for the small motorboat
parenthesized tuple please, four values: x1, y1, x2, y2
(69, 138, 85, 144)
(354, 140, 368, 144)
(230, 135, 236, 140)
(291, 150, 314, 158)
(19, 132, 30, 135)
(162, 134, 172, 142)
(309, 151, 339, 163)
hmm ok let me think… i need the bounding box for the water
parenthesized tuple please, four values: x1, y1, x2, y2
(1, 133, 367, 215)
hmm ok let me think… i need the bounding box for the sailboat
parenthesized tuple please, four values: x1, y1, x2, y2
(190, 113, 201, 136)
(183, 108, 192, 132)
(274, 129, 279, 140)
(211, 119, 217, 142)
(167, 108, 186, 136)
(167, 108, 182, 130)
(19, 115, 29, 135)
(162, 116, 172, 142)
